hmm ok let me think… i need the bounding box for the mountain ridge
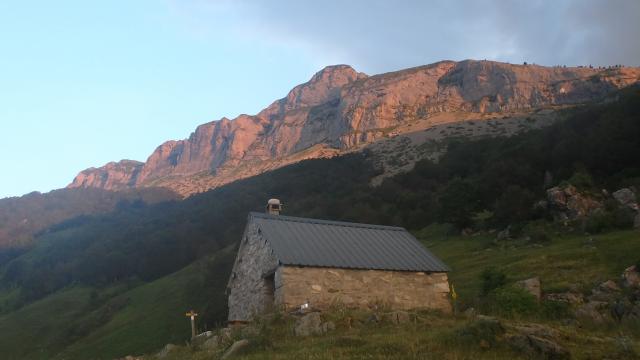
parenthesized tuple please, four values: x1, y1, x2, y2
(68, 60, 640, 196)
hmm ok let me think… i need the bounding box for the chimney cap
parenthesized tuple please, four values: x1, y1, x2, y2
(266, 198, 283, 215)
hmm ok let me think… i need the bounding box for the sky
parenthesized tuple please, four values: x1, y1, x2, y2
(1, 0, 639, 198)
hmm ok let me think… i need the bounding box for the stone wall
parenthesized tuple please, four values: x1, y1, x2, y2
(277, 266, 452, 313)
(227, 223, 280, 322)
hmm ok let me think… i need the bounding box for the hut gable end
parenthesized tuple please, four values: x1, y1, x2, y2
(227, 219, 280, 322)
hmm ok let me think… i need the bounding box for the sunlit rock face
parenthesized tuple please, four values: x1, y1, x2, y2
(69, 60, 640, 193)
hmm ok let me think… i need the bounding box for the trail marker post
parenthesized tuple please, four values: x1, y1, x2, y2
(185, 310, 198, 339)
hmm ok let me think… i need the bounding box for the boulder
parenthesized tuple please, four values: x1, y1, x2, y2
(613, 188, 639, 211)
(507, 334, 570, 360)
(545, 292, 584, 305)
(515, 277, 541, 301)
(221, 339, 250, 359)
(622, 265, 640, 288)
(293, 312, 335, 336)
(155, 344, 176, 359)
(575, 301, 610, 324)
(546, 185, 602, 221)
(202, 336, 221, 351)
(598, 280, 621, 293)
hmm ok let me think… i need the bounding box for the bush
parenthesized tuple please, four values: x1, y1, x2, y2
(540, 300, 571, 320)
(480, 268, 507, 296)
(486, 286, 538, 317)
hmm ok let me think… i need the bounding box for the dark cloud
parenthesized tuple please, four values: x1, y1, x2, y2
(189, 0, 640, 73)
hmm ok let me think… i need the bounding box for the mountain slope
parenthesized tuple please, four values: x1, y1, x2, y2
(68, 61, 640, 196)
(1, 88, 639, 359)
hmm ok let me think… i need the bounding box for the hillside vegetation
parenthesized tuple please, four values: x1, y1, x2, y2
(0, 88, 639, 358)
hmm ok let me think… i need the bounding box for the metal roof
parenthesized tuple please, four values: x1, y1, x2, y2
(249, 212, 450, 272)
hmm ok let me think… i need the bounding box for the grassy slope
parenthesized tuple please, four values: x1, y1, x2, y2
(423, 228, 640, 302)
(0, 228, 637, 359)
(0, 246, 234, 360)
(151, 228, 640, 360)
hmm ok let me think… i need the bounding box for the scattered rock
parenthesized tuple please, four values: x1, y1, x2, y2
(221, 339, 250, 359)
(622, 265, 640, 288)
(575, 301, 610, 324)
(507, 334, 570, 360)
(613, 188, 639, 211)
(545, 292, 584, 305)
(598, 280, 621, 293)
(497, 227, 511, 241)
(293, 312, 335, 336)
(155, 344, 176, 359)
(463, 307, 477, 318)
(546, 185, 602, 221)
(515, 277, 541, 301)
(202, 336, 221, 351)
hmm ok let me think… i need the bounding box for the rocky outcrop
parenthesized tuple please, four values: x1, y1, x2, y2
(69, 61, 640, 196)
(68, 160, 143, 191)
(545, 185, 603, 221)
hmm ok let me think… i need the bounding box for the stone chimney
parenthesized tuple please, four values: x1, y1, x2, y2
(266, 199, 283, 215)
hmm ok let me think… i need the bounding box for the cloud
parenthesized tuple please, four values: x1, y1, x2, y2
(172, 0, 640, 73)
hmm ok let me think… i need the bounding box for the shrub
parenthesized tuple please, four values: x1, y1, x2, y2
(480, 268, 507, 296)
(451, 317, 505, 347)
(540, 300, 571, 320)
(487, 286, 538, 317)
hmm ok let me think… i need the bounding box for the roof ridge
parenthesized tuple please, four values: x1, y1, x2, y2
(248, 211, 405, 231)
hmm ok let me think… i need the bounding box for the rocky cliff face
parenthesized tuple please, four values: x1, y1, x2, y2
(69, 60, 640, 194)
(69, 160, 143, 190)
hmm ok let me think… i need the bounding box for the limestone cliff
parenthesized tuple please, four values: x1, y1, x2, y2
(68, 60, 640, 195)
(69, 160, 143, 190)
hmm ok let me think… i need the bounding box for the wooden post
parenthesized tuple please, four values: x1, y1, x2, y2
(185, 310, 198, 339)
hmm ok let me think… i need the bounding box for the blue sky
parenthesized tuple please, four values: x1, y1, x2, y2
(1, 0, 639, 198)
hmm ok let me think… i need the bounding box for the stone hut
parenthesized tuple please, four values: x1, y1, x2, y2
(226, 199, 452, 323)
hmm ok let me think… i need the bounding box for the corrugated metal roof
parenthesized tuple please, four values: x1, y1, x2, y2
(249, 212, 450, 272)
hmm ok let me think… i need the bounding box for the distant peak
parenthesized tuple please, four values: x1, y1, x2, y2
(309, 64, 367, 83)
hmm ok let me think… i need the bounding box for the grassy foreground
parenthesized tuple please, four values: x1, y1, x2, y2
(144, 227, 640, 359)
(0, 229, 638, 359)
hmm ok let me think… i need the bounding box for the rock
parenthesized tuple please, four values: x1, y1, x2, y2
(613, 188, 639, 211)
(515, 277, 541, 301)
(545, 292, 584, 305)
(598, 280, 621, 293)
(221, 339, 250, 359)
(321, 321, 336, 333)
(575, 301, 610, 323)
(293, 312, 334, 336)
(155, 344, 176, 359)
(202, 336, 221, 351)
(546, 185, 602, 221)
(512, 323, 559, 339)
(68, 62, 640, 197)
(463, 307, 477, 318)
(496, 227, 510, 241)
(68, 160, 143, 191)
(622, 265, 640, 288)
(384, 310, 411, 325)
(507, 334, 570, 360)
(191, 330, 214, 347)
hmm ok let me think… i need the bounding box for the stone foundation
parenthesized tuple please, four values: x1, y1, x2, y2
(276, 266, 451, 313)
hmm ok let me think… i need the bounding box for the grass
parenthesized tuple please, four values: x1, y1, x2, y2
(149, 307, 639, 359)
(1, 229, 638, 359)
(419, 226, 640, 302)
